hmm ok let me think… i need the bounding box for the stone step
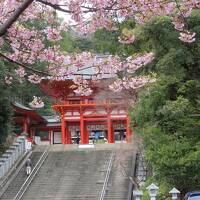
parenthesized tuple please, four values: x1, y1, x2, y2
(1, 147, 136, 200)
(21, 150, 112, 200)
(0, 152, 43, 200)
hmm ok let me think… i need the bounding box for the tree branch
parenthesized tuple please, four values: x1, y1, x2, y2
(36, 0, 117, 13)
(0, 0, 34, 37)
(0, 52, 105, 78)
(36, 0, 72, 13)
(0, 52, 49, 76)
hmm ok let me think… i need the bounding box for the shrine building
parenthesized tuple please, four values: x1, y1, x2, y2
(13, 57, 133, 145)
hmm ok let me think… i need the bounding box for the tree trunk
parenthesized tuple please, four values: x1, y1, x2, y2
(0, 0, 34, 37)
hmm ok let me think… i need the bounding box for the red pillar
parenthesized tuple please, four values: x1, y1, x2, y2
(126, 115, 132, 143)
(65, 124, 72, 144)
(80, 111, 85, 144)
(61, 113, 65, 144)
(107, 113, 114, 143)
(23, 117, 29, 134)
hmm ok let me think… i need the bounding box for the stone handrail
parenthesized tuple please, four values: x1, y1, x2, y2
(0, 136, 27, 180)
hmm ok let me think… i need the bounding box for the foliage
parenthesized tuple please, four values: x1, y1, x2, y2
(91, 20, 136, 55)
(130, 11, 200, 196)
(0, 60, 15, 145)
(60, 31, 93, 52)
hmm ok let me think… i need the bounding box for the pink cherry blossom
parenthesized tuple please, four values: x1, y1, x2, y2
(179, 31, 196, 43)
(109, 79, 123, 92)
(73, 76, 84, 85)
(74, 86, 93, 96)
(29, 96, 44, 108)
(126, 53, 155, 73)
(5, 76, 13, 85)
(45, 27, 62, 41)
(28, 74, 42, 84)
(15, 67, 26, 78)
(109, 76, 155, 92)
(72, 76, 93, 96)
(95, 55, 123, 75)
(172, 17, 185, 31)
(73, 52, 94, 68)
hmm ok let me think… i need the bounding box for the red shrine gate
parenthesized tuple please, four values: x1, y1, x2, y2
(12, 99, 132, 145)
(52, 98, 132, 144)
(37, 77, 134, 145)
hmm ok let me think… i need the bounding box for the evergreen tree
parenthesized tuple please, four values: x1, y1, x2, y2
(131, 11, 200, 196)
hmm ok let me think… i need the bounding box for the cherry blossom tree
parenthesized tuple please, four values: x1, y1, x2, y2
(0, 0, 199, 103)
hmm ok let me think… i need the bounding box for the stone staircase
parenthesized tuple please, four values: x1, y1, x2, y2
(0, 151, 42, 200)
(21, 150, 112, 200)
(104, 150, 134, 200)
(0, 144, 135, 200)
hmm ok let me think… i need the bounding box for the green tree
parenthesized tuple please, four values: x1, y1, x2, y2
(91, 19, 136, 55)
(130, 10, 200, 196)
